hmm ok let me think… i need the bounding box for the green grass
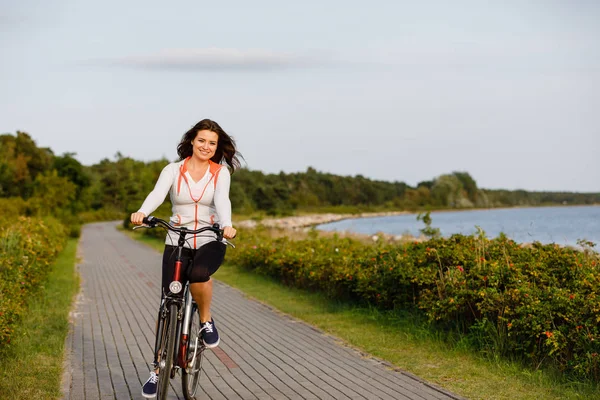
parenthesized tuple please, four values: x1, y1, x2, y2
(124, 229, 599, 400)
(0, 239, 79, 400)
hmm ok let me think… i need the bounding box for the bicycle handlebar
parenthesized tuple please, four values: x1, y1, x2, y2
(141, 216, 224, 242)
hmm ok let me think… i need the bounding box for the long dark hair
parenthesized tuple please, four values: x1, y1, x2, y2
(177, 119, 242, 172)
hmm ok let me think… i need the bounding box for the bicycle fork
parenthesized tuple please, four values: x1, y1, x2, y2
(151, 300, 169, 370)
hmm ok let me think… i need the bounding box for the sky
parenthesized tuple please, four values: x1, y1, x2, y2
(1, 0, 599, 192)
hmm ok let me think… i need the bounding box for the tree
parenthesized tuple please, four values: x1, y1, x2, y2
(431, 174, 473, 208)
(452, 171, 478, 203)
(53, 153, 91, 211)
(53, 153, 90, 189)
(0, 132, 53, 198)
(29, 170, 77, 215)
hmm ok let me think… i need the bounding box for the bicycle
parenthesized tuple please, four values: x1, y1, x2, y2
(134, 215, 234, 400)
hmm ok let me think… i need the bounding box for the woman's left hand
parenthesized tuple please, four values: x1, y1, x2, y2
(223, 226, 237, 240)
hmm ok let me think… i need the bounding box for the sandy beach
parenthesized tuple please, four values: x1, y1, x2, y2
(236, 211, 410, 230)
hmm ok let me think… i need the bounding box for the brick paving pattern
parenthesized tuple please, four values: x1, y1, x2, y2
(61, 222, 464, 400)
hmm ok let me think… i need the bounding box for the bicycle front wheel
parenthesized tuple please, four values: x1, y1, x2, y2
(182, 304, 204, 399)
(158, 303, 178, 400)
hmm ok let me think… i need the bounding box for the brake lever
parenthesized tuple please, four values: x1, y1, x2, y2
(132, 225, 150, 230)
(222, 239, 236, 249)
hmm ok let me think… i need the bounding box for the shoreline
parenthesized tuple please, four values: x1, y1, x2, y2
(236, 204, 600, 242)
(236, 210, 411, 230)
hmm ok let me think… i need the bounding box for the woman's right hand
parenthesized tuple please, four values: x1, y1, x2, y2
(130, 212, 146, 225)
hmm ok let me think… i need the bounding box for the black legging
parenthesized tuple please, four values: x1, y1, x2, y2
(161, 241, 226, 295)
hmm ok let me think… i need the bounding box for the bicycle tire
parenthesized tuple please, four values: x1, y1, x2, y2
(158, 303, 178, 400)
(181, 304, 204, 399)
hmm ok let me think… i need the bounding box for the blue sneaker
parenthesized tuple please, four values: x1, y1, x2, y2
(142, 371, 158, 398)
(201, 318, 220, 348)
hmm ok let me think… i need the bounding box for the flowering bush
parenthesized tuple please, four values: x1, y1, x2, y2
(0, 216, 67, 347)
(228, 227, 600, 381)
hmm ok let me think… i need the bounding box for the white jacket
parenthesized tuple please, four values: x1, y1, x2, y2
(138, 158, 232, 249)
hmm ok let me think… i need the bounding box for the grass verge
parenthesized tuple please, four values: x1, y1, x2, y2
(0, 239, 79, 400)
(124, 229, 598, 400)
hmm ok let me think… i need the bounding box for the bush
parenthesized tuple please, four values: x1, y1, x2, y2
(228, 227, 600, 381)
(0, 216, 67, 347)
(79, 207, 126, 224)
(0, 197, 32, 218)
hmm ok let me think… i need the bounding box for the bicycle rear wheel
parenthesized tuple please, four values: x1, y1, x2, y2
(158, 303, 178, 400)
(182, 304, 205, 400)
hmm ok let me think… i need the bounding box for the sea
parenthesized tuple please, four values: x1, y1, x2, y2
(316, 205, 600, 247)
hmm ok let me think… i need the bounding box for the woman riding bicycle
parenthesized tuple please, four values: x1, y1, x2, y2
(130, 118, 241, 398)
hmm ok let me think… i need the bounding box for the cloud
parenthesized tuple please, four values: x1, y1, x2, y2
(94, 48, 322, 71)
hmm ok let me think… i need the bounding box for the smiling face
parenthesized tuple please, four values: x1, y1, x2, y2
(191, 129, 219, 162)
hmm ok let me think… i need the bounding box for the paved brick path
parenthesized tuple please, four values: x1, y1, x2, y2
(61, 222, 464, 400)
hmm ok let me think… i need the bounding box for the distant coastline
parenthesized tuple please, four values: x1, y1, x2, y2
(236, 204, 600, 232)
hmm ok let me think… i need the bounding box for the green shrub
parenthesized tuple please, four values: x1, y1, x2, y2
(79, 207, 126, 224)
(0, 216, 67, 347)
(228, 227, 600, 381)
(0, 197, 32, 218)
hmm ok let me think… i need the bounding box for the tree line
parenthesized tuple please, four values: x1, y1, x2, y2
(1, 131, 599, 218)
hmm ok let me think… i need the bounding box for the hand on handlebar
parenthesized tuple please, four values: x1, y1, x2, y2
(130, 212, 146, 225)
(223, 226, 237, 240)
